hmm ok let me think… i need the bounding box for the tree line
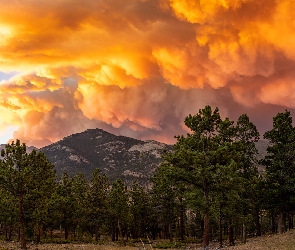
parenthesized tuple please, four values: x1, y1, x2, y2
(1, 106, 295, 250)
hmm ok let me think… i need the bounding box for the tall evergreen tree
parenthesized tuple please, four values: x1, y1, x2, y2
(86, 168, 110, 241)
(158, 106, 253, 249)
(262, 110, 295, 233)
(0, 188, 18, 241)
(24, 150, 56, 243)
(151, 166, 178, 241)
(52, 173, 75, 240)
(71, 173, 88, 239)
(110, 179, 129, 241)
(129, 181, 150, 239)
(0, 140, 56, 249)
(235, 114, 262, 240)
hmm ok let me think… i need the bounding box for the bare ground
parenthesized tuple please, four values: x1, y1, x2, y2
(1, 230, 295, 250)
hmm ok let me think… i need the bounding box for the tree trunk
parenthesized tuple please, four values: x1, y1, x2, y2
(60, 223, 62, 241)
(203, 210, 210, 249)
(65, 222, 69, 240)
(152, 225, 156, 240)
(200, 218, 204, 239)
(168, 223, 172, 242)
(228, 219, 234, 246)
(8, 226, 12, 241)
(255, 212, 261, 236)
(134, 225, 138, 239)
(116, 228, 118, 241)
(95, 226, 100, 241)
(242, 223, 246, 244)
(288, 214, 293, 230)
(36, 221, 41, 244)
(179, 198, 185, 241)
(278, 212, 286, 234)
(271, 210, 276, 233)
(219, 210, 223, 248)
(118, 219, 123, 241)
(5, 225, 8, 241)
(19, 194, 27, 250)
(112, 221, 115, 241)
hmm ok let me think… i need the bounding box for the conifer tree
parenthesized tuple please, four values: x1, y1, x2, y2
(235, 114, 262, 240)
(71, 173, 88, 239)
(0, 188, 18, 241)
(129, 181, 150, 239)
(110, 178, 129, 241)
(262, 110, 295, 233)
(24, 150, 56, 243)
(52, 173, 75, 240)
(0, 140, 56, 249)
(86, 168, 110, 241)
(151, 166, 178, 241)
(158, 106, 248, 249)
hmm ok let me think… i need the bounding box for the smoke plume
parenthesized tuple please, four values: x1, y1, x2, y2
(0, 0, 295, 146)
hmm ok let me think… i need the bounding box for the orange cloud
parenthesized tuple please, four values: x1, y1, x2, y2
(0, 0, 295, 146)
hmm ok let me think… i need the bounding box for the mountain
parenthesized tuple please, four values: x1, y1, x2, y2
(40, 129, 269, 185)
(40, 128, 172, 185)
(0, 132, 269, 185)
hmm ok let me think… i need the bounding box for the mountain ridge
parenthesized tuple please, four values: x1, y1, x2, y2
(0, 129, 269, 185)
(40, 128, 173, 185)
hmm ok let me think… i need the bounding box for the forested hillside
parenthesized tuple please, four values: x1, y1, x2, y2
(0, 106, 294, 250)
(38, 129, 268, 185)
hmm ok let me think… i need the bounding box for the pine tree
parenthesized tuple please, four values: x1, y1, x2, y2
(0, 140, 56, 249)
(158, 106, 246, 249)
(0, 188, 18, 241)
(52, 173, 75, 240)
(86, 168, 110, 241)
(24, 150, 56, 243)
(262, 110, 295, 233)
(129, 181, 150, 239)
(110, 178, 129, 242)
(151, 166, 178, 241)
(234, 114, 262, 240)
(71, 173, 88, 240)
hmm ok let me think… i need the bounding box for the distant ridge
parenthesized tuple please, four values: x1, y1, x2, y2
(40, 128, 172, 185)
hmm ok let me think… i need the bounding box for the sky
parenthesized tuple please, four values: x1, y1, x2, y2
(0, 0, 295, 148)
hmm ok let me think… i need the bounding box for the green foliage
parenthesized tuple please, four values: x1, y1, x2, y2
(155, 241, 184, 249)
(85, 168, 110, 239)
(129, 181, 151, 238)
(262, 110, 295, 211)
(2, 106, 295, 247)
(153, 105, 261, 247)
(0, 140, 57, 249)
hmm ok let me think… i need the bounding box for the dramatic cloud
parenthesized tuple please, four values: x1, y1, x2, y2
(0, 0, 295, 147)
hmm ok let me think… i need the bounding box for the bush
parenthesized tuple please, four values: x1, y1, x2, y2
(155, 241, 184, 249)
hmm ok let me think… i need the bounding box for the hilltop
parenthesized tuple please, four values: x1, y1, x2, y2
(40, 128, 172, 185)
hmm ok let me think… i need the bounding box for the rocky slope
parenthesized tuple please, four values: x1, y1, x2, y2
(40, 128, 172, 185)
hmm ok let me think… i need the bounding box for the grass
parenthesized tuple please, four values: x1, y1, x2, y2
(223, 229, 295, 250)
(2, 230, 295, 250)
(0, 242, 138, 250)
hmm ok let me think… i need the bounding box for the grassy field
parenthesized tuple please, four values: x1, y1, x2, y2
(1, 230, 295, 250)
